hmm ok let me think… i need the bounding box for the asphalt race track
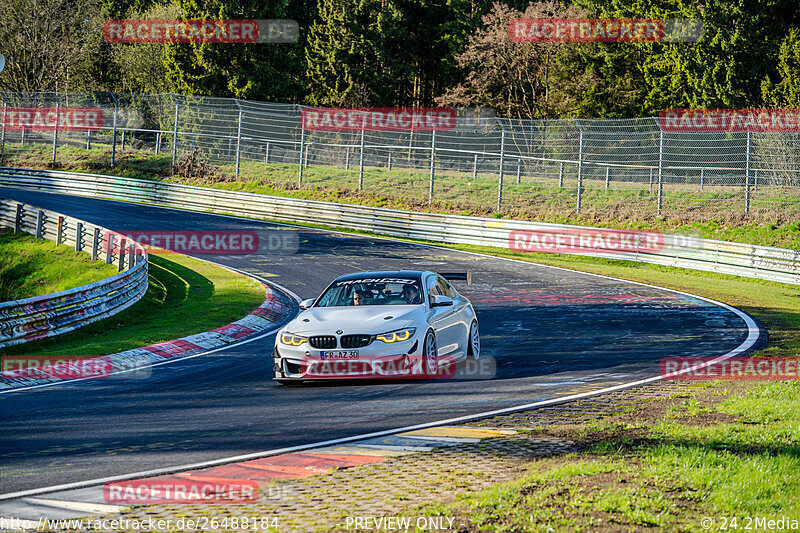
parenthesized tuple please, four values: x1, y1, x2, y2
(0, 187, 763, 494)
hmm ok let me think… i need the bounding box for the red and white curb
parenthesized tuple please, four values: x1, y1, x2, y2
(0, 283, 294, 392)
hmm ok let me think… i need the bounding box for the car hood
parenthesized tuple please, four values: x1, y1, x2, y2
(285, 305, 425, 335)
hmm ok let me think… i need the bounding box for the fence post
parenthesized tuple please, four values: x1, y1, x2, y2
(0, 91, 7, 165)
(700, 168, 704, 191)
(110, 93, 119, 168)
(428, 129, 437, 203)
(754, 169, 758, 191)
(86, 130, 91, 150)
(235, 102, 243, 179)
(388, 151, 392, 171)
(121, 130, 126, 151)
(106, 233, 114, 264)
(605, 166, 610, 190)
(51, 98, 60, 165)
(35, 210, 44, 239)
(298, 124, 306, 184)
(304, 142, 310, 167)
(56, 216, 64, 245)
(358, 126, 365, 190)
(516, 158, 522, 184)
(559, 162, 564, 188)
(14, 203, 22, 232)
(745, 130, 751, 215)
(345, 146, 350, 170)
(657, 130, 664, 216)
(575, 121, 584, 215)
(473, 153, 478, 181)
(118, 237, 127, 272)
(20, 129, 25, 145)
(171, 94, 179, 172)
(75, 222, 83, 252)
(91, 227, 100, 260)
(649, 168, 653, 193)
(265, 142, 270, 163)
(497, 126, 506, 210)
(155, 132, 161, 154)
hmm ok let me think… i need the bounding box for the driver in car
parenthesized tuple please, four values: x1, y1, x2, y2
(401, 284, 422, 304)
(352, 289, 370, 305)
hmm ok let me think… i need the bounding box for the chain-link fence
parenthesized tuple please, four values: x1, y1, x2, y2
(2, 91, 798, 221)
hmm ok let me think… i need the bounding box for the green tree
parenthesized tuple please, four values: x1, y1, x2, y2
(163, 0, 306, 101)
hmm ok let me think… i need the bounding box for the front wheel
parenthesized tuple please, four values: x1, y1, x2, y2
(422, 329, 438, 376)
(467, 320, 480, 360)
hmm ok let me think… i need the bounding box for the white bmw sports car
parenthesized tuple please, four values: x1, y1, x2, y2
(272, 270, 480, 382)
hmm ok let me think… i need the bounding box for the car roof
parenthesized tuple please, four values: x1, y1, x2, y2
(334, 270, 427, 282)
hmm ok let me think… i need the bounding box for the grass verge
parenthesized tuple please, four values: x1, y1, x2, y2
(0, 252, 266, 358)
(0, 229, 118, 301)
(417, 380, 800, 531)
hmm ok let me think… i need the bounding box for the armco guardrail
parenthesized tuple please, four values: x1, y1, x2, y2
(0, 197, 148, 348)
(1, 166, 799, 286)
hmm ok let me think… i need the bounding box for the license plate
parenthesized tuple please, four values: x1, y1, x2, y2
(320, 350, 359, 359)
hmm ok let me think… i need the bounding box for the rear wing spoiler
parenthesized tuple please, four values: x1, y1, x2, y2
(440, 272, 472, 285)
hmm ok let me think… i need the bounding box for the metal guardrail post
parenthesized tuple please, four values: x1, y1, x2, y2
(358, 126, 365, 189)
(0, 91, 7, 165)
(171, 94, 179, 171)
(298, 124, 306, 183)
(429, 129, 436, 203)
(497, 126, 505, 210)
(559, 162, 564, 187)
(56, 216, 64, 245)
(51, 99, 60, 165)
(91, 227, 100, 260)
(657, 130, 664, 216)
(106, 233, 114, 264)
(473, 153, 478, 181)
(745, 131, 751, 215)
(110, 92, 119, 168)
(75, 222, 83, 252)
(35, 210, 44, 239)
(235, 101, 243, 179)
(118, 237, 127, 271)
(14, 203, 22, 232)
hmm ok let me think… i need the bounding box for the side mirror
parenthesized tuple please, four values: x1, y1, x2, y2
(431, 295, 453, 308)
(299, 298, 315, 310)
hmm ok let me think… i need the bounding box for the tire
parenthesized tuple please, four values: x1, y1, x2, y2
(422, 329, 438, 377)
(467, 320, 480, 360)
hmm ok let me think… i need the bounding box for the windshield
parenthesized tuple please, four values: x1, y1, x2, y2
(316, 277, 423, 307)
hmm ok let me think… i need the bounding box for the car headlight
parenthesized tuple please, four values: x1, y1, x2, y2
(280, 332, 308, 346)
(376, 328, 416, 343)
